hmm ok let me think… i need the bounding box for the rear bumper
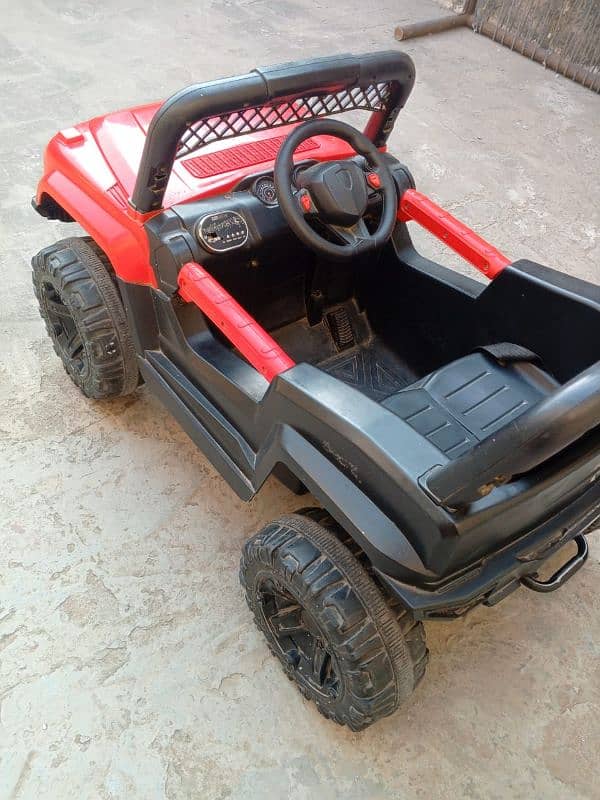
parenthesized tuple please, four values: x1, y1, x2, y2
(377, 480, 600, 619)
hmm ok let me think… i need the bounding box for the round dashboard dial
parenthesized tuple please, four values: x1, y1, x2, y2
(252, 176, 278, 206)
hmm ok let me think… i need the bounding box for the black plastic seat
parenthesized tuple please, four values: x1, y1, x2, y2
(383, 350, 559, 460)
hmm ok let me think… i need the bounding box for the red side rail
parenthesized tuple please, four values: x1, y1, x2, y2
(178, 262, 295, 382)
(398, 188, 511, 279)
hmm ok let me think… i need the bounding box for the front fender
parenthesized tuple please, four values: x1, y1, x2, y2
(35, 128, 156, 287)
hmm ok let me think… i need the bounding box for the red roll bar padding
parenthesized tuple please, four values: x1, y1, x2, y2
(178, 262, 296, 382)
(398, 188, 511, 279)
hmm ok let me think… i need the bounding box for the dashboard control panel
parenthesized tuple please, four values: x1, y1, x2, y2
(144, 153, 409, 296)
(196, 211, 249, 252)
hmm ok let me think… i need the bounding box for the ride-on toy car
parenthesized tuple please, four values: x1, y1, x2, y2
(32, 51, 599, 729)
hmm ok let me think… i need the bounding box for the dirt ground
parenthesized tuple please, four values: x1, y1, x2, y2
(1, 1, 599, 798)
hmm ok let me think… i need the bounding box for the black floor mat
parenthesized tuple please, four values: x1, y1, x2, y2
(318, 337, 417, 401)
(270, 300, 421, 401)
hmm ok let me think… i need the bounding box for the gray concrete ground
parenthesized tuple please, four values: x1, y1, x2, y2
(1, 1, 599, 798)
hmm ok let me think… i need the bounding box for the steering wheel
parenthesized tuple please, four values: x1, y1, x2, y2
(274, 119, 398, 259)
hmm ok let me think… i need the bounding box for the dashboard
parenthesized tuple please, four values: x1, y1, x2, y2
(194, 164, 311, 254)
(145, 154, 408, 294)
(192, 158, 386, 255)
(145, 167, 301, 291)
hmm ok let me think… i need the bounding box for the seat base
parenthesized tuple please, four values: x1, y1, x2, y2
(383, 351, 558, 461)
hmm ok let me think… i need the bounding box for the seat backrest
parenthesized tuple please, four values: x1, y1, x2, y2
(423, 360, 600, 509)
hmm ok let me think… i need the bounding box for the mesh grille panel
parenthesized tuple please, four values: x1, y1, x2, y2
(176, 82, 392, 159)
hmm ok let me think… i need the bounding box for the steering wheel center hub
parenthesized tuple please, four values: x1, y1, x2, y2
(274, 118, 398, 259)
(300, 161, 368, 226)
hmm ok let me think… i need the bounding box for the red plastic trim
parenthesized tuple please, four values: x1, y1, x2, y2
(398, 188, 511, 279)
(182, 136, 320, 178)
(178, 262, 295, 382)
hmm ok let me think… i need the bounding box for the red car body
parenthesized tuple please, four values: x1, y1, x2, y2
(35, 105, 357, 288)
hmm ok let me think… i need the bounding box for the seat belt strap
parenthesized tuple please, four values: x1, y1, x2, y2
(477, 342, 541, 365)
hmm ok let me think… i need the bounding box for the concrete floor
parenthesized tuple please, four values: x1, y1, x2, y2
(1, 1, 599, 798)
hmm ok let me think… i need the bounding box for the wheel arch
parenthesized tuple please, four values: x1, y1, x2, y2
(254, 424, 433, 581)
(34, 170, 156, 287)
(33, 191, 75, 222)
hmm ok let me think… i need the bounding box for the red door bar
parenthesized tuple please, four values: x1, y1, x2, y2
(398, 188, 511, 279)
(178, 190, 510, 381)
(178, 261, 296, 382)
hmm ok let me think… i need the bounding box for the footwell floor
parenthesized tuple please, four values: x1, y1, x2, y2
(317, 338, 417, 401)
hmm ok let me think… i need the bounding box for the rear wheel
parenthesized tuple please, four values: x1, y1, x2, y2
(240, 510, 428, 730)
(32, 237, 139, 399)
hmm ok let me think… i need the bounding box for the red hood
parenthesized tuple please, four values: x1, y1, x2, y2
(45, 102, 351, 213)
(84, 102, 247, 207)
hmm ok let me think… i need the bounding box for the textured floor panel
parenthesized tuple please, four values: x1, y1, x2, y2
(318, 338, 416, 400)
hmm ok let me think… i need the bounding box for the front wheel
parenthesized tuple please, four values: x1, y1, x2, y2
(240, 510, 428, 730)
(32, 237, 139, 399)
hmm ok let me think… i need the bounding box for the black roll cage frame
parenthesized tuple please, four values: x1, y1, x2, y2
(130, 51, 415, 213)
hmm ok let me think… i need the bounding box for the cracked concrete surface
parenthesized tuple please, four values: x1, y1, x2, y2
(0, 1, 599, 798)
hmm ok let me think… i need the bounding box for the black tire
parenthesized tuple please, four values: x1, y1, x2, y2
(32, 237, 139, 399)
(240, 510, 428, 730)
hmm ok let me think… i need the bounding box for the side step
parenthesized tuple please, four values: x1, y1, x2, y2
(139, 352, 256, 500)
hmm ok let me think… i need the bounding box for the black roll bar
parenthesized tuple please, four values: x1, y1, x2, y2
(131, 51, 415, 213)
(424, 361, 600, 510)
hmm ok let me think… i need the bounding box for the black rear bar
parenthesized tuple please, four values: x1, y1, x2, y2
(520, 535, 588, 593)
(424, 360, 600, 509)
(131, 51, 415, 213)
(378, 481, 600, 619)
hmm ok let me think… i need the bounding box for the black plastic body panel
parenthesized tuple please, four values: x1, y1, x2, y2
(117, 206, 600, 615)
(144, 155, 413, 297)
(383, 228, 600, 382)
(378, 482, 600, 618)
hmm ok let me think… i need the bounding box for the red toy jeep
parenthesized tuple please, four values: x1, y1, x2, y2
(32, 52, 600, 729)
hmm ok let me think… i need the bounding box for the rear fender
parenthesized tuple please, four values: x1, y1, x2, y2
(254, 424, 433, 580)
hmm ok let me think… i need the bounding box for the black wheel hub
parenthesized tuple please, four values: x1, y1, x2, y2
(41, 281, 86, 374)
(257, 578, 341, 699)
